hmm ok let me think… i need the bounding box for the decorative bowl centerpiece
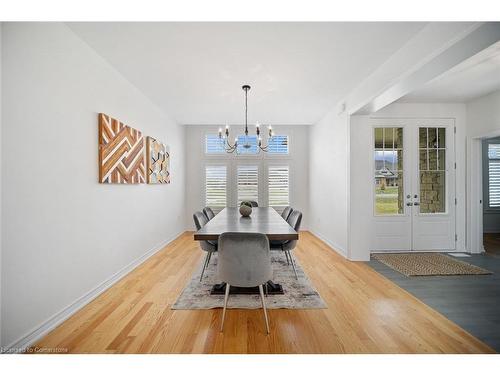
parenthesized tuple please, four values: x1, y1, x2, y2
(239, 201, 253, 217)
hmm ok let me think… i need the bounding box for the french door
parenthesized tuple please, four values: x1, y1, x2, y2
(372, 119, 456, 252)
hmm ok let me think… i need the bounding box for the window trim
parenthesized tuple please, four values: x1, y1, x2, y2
(203, 129, 292, 161)
(204, 163, 228, 212)
(372, 125, 405, 217)
(485, 140, 500, 212)
(267, 164, 290, 209)
(236, 163, 260, 205)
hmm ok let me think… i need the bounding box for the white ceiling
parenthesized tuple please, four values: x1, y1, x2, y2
(398, 41, 500, 103)
(68, 22, 427, 125)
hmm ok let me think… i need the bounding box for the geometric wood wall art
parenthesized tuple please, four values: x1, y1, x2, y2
(98, 113, 146, 184)
(146, 136, 171, 184)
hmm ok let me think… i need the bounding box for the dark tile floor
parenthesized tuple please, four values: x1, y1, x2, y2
(484, 233, 500, 256)
(367, 252, 500, 352)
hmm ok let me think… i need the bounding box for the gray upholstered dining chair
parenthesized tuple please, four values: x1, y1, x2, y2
(193, 211, 217, 282)
(270, 210, 302, 280)
(248, 201, 259, 207)
(218, 232, 272, 334)
(281, 206, 293, 221)
(203, 206, 215, 221)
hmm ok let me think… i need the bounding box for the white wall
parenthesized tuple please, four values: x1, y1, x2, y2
(466, 91, 500, 249)
(1, 23, 186, 348)
(467, 90, 500, 138)
(348, 103, 468, 260)
(349, 115, 373, 260)
(308, 107, 349, 256)
(184, 125, 309, 229)
(0, 22, 3, 347)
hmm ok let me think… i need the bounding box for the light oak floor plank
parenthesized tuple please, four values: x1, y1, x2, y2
(32, 231, 494, 353)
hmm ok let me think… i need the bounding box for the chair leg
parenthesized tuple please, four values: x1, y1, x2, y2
(287, 251, 299, 280)
(220, 283, 230, 332)
(282, 244, 289, 265)
(284, 250, 290, 265)
(259, 284, 270, 334)
(199, 252, 210, 282)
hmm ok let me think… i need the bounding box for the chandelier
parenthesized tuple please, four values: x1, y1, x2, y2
(218, 85, 273, 153)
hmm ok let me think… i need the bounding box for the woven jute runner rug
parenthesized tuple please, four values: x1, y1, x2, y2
(372, 252, 492, 277)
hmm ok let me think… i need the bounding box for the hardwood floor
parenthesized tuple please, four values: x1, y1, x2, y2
(33, 231, 494, 353)
(484, 233, 500, 256)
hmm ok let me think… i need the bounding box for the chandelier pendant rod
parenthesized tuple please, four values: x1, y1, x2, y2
(218, 84, 271, 153)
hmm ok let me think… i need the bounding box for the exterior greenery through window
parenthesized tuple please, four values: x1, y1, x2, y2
(374, 127, 404, 215)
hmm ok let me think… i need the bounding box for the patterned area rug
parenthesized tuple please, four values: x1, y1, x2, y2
(172, 252, 327, 310)
(372, 252, 493, 277)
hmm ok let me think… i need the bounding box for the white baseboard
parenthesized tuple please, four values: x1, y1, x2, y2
(308, 229, 347, 258)
(2, 230, 185, 353)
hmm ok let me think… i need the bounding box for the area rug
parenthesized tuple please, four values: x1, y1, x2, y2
(172, 253, 327, 310)
(372, 252, 492, 277)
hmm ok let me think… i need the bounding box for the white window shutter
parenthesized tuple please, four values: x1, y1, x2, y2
(268, 166, 290, 207)
(237, 165, 259, 204)
(268, 135, 289, 154)
(489, 144, 500, 208)
(205, 135, 225, 154)
(205, 165, 227, 211)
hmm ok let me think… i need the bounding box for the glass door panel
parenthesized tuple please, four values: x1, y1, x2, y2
(418, 127, 447, 214)
(374, 127, 404, 215)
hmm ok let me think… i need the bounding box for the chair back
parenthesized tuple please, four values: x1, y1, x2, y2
(281, 206, 293, 221)
(193, 211, 208, 230)
(193, 211, 216, 253)
(283, 210, 302, 251)
(217, 232, 272, 288)
(203, 207, 215, 220)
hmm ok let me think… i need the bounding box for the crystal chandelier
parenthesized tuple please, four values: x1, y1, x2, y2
(218, 85, 273, 153)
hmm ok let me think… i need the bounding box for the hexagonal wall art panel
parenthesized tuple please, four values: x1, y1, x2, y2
(98, 113, 146, 184)
(146, 136, 170, 184)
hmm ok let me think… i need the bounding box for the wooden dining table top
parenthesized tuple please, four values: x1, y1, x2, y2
(193, 207, 298, 241)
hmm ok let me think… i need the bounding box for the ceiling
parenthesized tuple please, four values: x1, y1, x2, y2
(398, 41, 500, 103)
(68, 22, 427, 125)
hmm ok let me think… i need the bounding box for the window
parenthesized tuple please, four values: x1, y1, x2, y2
(268, 166, 289, 207)
(268, 135, 289, 154)
(418, 127, 446, 213)
(205, 165, 227, 211)
(205, 135, 225, 154)
(237, 165, 258, 204)
(374, 127, 404, 215)
(236, 135, 258, 154)
(488, 143, 500, 208)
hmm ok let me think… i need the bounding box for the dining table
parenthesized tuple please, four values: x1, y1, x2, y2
(194, 207, 299, 295)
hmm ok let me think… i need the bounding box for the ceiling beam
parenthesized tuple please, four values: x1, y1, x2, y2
(349, 22, 500, 115)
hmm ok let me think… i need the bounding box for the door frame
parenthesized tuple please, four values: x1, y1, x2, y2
(468, 128, 500, 254)
(370, 117, 457, 252)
